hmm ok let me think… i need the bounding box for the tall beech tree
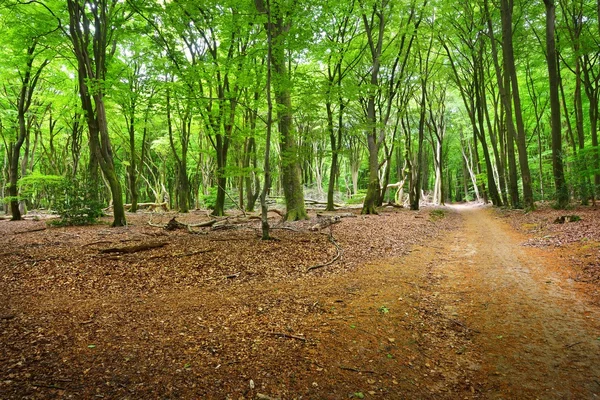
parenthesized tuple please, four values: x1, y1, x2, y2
(66, 0, 127, 226)
(255, 0, 307, 221)
(544, 0, 569, 207)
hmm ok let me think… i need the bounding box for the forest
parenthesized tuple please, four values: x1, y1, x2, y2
(1, 0, 599, 229)
(4, 1, 600, 398)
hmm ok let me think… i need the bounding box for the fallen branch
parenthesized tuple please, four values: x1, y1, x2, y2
(148, 217, 217, 233)
(100, 242, 167, 254)
(316, 212, 356, 218)
(125, 202, 168, 212)
(202, 272, 241, 281)
(14, 227, 47, 235)
(306, 234, 343, 272)
(565, 341, 583, 349)
(305, 198, 343, 208)
(31, 383, 66, 390)
(309, 216, 341, 231)
(257, 394, 281, 400)
(144, 249, 213, 261)
(339, 366, 376, 374)
(267, 332, 307, 342)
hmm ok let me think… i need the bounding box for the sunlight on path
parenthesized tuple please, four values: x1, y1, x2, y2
(433, 206, 600, 399)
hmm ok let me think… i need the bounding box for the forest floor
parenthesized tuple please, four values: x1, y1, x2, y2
(1, 203, 600, 399)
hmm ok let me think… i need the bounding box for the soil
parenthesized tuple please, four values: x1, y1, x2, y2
(1, 204, 600, 399)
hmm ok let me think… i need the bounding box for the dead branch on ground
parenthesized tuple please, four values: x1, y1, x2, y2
(267, 332, 307, 342)
(316, 212, 356, 218)
(14, 227, 47, 235)
(309, 216, 341, 231)
(202, 272, 241, 281)
(339, 366, 376, 374)
(99, 241, 167, 254)
(144, 249, 213, 261)
(306, 233, 343, 272)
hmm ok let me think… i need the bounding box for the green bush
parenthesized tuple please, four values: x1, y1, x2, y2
(52, 180, 104, 226)
(345, 190, 367, 205)
(201, 187, 235, 210)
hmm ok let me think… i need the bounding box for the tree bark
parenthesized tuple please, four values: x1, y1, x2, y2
(544, 0, 569, 207)
(500, 0, 534, 209)
(67, 0, 126, 226)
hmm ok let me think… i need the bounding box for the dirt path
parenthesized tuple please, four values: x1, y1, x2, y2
(423, 205, 600, 398)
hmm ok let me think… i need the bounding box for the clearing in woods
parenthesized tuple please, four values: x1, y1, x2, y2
(1, 204, 600, 399)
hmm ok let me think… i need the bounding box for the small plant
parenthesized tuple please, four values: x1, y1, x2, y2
(378, 305, 390, 314)
(429, 209, 446, 220)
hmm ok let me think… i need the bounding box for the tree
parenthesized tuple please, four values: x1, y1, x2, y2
(544, 0, 569, 207)
(256, 0, 308, 221)
(66, 0, 128, 226)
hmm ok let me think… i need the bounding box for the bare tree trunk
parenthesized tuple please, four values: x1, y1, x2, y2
(544, 0, 569, 207)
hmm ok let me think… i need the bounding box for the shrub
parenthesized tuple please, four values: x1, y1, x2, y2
(52, 180, 104, 226)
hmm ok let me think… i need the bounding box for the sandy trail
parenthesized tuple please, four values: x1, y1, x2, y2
(427, 205, 600, 398)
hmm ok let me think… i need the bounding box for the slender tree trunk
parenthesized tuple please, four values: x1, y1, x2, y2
(501, 0, 534, 208)
(267, 9, 307, 221)
(544, 0, 569, 207)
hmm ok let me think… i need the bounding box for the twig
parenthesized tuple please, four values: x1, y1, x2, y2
(31, 383, 66, 390)
(217, 182, 246, 217)
(14, 227, 47, 235)
(306, 234, 342, 272)
(267, 332, 307, 342)
(565, 341, 583, 349)
(257, 394, 281, 400)
(339, 366, 376, 374)
(100, 242, 167, 254)
(144, 249, 213, 261)
(82, 240, 114, 248)
(202, 272, 241, 281)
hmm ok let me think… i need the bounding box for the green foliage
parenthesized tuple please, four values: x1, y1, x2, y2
(18, 173, 64, 209)
(346, 190, 367, 205)
(201, 186, 236, 210)
(429, 209, 446, 220)
(52, 180, 105, 226)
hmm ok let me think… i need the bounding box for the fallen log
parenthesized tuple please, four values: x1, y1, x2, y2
(148, 217, 217, 233)
(553, 215, 581, 224)
(316, 212, 356, 218)
(305, 199, 343, 208)
(14, 227, 47, 235)
(125, 202, 168, 212)
(100, 241, 167, 254)
(309, 216, 341, 231)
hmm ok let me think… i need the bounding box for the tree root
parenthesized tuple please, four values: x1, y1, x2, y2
(306, 234, 343, 272)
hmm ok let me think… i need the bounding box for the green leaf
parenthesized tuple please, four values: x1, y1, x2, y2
(354, 392, 365, 399)
(87, 344, 96, 348)
(378, 306, 389, 314)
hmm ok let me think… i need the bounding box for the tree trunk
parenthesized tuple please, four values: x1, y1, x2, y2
(501, 0, 534, 209)
(269, 10, 307, 221)
(544, 0, 569, 207)
(67, 0, 126, 227)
